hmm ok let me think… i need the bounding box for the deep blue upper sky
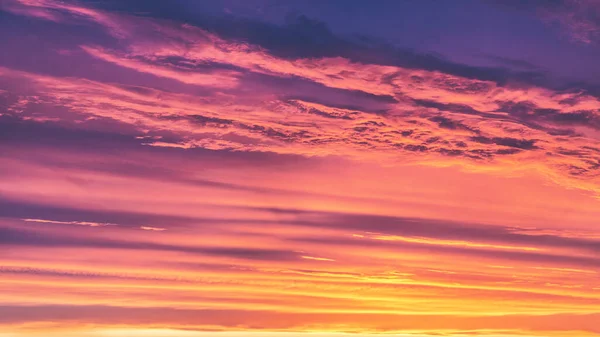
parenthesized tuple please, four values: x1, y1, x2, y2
(76, 0, 600, 89)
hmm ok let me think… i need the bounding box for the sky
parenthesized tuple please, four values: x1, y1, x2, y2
(0, 0, 600, 336)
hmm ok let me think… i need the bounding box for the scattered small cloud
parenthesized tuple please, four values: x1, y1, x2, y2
(22, 218, 117, 227)
(140, 226, 166, 231)
(300, 255, 336, 262)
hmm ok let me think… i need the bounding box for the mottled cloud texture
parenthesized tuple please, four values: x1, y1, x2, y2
(1, 1, 600, 337)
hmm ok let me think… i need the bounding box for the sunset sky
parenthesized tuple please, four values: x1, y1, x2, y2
(1, 1, 600, 336)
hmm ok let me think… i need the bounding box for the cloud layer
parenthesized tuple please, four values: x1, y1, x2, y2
(1, 1, 600, 337)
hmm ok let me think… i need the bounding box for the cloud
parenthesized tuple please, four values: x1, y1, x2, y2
(0, 304, 599, 334)
(0, 226, 300, 261)
(3, 195, 600, 266)
(496, 0, 600, 44)
(0, 0, 574, 93)
(469, 136, 539, 150)
(479, 54, 543, 71)
(2, 53, 600, 195)
(82, 46, 241, 89)
(300, 255, 335, 262)
(539, 0, 600, 44)
(278, 210, 600, 257)
(22, 218, 117, 227)
(2, 2, 600, 336)
(139, 226, 166, 231)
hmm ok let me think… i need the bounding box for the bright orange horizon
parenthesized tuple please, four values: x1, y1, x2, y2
(1, 1, 599, 336)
